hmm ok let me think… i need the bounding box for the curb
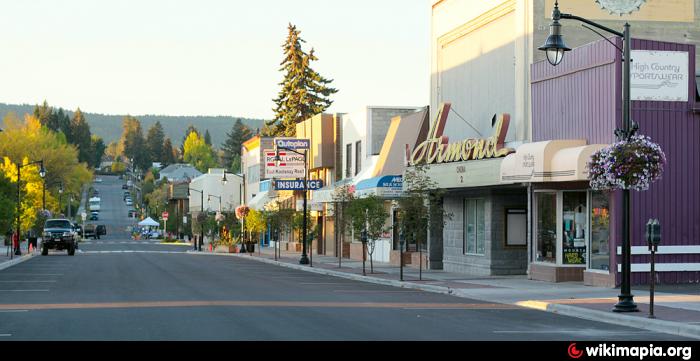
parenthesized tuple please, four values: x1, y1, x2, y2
(0, 252, 37, 272)
(514, 301, 700, 340)
(187, 251, 700, 340)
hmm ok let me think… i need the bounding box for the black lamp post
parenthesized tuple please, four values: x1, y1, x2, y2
(275, 147, 309, 265)
(188, 188, 204, 252)
(222, 171, 245, 243)
(540, 1, 638, 313)
(14, 160, 45, 257)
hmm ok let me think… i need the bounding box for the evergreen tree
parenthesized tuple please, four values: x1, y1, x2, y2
(204, 129, 212, 146)
(265, 23, 338, 137)
(90, 136, 106, 169)
(162, 138, 177, 166)
(120, 116, 149, 171)
(146, 121, 166, 163)
(33, 101, 52, 127)
(47, 108, 64, 133)
(70, 108, 93, 165)
(221, 119, 252, 172)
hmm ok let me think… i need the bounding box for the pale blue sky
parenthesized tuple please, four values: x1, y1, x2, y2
(0, 0, 430, 119)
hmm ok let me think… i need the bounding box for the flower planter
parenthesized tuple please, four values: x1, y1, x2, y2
(246, 244, 255, 253)
(214, 245, 237, 254)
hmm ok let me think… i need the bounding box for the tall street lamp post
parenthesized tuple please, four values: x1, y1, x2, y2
(222, 171, 245, 241)
(274, 147, 309, 265)
(188, 188, 204, 252)
(539, 1, 638, 313)
(15, 160, 46, 256)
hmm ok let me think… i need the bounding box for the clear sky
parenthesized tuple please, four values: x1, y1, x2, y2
(0, 0, 430, 119)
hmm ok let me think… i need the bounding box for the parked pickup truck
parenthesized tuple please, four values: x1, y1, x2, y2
(42, 219, 76, 256)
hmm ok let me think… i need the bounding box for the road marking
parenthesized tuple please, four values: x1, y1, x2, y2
(0, 281, 56, 283)
(333, 290, 424, 293)
(0, 274, 63, 276)
(0, 290, 49, 292)
(0, 310, 28, 313)
(0, 334, 11, 337)
(0, 301, 517, 311)
(299, 282, 355, 285)
(493, 330, 653, 335)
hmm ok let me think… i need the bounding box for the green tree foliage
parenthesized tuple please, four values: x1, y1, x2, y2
(221, 119, 252, 172)
(0, 172, 15, 235)
(70, 108, 93, 165)
(346, 195, 389, 273)
(162, 138, 177, 166)
(89, 135, 106, 169)
(265, 23, 338, 137)
(204, 129, 212, 146)
(119, 116, 149, 171)
(33, 101, 52, 127)
(180, 125, 199, 155)
(146, 121, 166, 163)
(245, 209, 267, 244)
(183, 131, 217, 173)
(397, 164, 448, 252)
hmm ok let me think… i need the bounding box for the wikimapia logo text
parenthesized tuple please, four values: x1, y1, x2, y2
(568, 343, 693, 360)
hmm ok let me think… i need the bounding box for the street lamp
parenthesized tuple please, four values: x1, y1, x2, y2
(540, 1, 638, 313)
(188, 188, 204, 252)
(275, 147, 309, 265)
(222, 171, 245, 243)
(14, 160, 45, 257)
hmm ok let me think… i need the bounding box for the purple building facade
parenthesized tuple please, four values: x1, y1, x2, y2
(529, 37, 700, 286)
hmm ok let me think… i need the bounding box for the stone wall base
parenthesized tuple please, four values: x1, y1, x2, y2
(529, 263, 584, 283)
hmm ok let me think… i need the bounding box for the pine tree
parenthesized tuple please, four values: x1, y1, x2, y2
(146, 121, 166, 164)
(70, 108, 93, 165)
(265, 23, 338, 137)
(221, 119, 252, 171)
(162, 138, 176, 166)
(90, 136, 106, 169)
(120, 116, 149, 171)
(33, 101, 52, 127)
(204, 129, 212, 146)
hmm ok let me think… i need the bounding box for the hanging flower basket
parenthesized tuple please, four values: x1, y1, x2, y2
(588, 135, 666, 191)
(235, 205, 250, 220)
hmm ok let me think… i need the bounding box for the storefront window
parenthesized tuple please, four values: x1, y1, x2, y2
(562, 191, 587, 265)
(590, 191, 610, 271)
(464, 199, 485, 255)
(536, 192, 556, 263)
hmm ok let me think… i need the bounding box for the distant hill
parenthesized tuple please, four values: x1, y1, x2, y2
(0, 103, 266, 148)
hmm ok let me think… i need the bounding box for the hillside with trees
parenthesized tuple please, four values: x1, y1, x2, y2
(0, 102, 265, 148)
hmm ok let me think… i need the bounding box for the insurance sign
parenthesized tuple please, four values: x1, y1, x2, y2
(274, 180, 324, 191)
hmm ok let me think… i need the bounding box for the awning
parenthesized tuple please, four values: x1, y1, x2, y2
(249, 191, 273, 211)
(500, 140, 607, 183)
(355, 175, 403, 198)
(138, 217, 160, 227)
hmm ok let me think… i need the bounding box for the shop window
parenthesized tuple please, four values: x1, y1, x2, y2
(562, 191, 587, 265)
(536, 192, 556, 263)
(464, 199, 485, 255)
(355, 141, 362, 176)
(346, 144, 352, 178)
(590, 191, 610, 271)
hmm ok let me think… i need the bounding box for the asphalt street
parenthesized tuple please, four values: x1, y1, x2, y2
(0, 176, 690, 340)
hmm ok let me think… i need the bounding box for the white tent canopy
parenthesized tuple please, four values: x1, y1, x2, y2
(138, 217, 160, 227)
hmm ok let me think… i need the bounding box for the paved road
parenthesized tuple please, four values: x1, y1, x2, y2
(0, 176, 690, 340)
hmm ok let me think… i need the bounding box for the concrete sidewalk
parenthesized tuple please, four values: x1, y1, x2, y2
(192, 245, 700, 339)
(0, 242, 38, 271)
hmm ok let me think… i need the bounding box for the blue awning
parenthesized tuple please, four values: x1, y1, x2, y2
(355, 175, 403, 198)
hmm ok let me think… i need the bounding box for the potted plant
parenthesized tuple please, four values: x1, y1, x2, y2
(216, 226, 238, 253)
(588, 135, 666, 191)
(245, 209, 267, 253)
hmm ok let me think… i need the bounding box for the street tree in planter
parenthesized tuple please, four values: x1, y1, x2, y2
(245, 209, 267, 253)
(397, 163, 448, 280)
(332, 184, 355, 266)
(346, 195, 389, 275)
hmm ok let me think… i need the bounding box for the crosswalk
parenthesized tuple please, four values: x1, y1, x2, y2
(80, 241, 177, 245)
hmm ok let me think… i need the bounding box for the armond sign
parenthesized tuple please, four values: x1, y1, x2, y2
(406, 103, 514, 166)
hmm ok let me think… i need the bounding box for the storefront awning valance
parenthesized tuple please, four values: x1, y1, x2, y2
(500, 140, 607, 183)
(249, 191, 274, 211)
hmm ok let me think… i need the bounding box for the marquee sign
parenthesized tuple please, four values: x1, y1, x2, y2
(406, 103, 514, 166)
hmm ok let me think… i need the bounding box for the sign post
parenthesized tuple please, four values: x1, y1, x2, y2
(162, 211, 169, 237)
(81, 212, 87, 241)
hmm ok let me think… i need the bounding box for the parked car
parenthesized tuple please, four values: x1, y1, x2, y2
(122, 184, 128, 190)
(89, 213, 99, 221)
(126, 200, 133, 206)
(94, 178, 103, 183)
(83, 224, 98, 240)
(42, 219, 76, 256)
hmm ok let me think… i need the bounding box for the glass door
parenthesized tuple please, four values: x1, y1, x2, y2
(562, 191, 587, 266)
